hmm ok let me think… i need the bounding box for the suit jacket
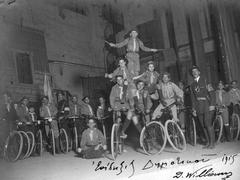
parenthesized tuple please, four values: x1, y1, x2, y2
(229, 88, 240, 105)
(39, 103, 58, 118)
(190, 76, 211, 113)
(0, 102, 18, 131)
(80, 128, 106, 149)
(80, 103, 94, 116)
(69, 102, 81, 117)
(215, 90, 230, 107)
(110, 66, 133, 81)
(115, 37, 152, 52)
(109, 84, 129, 110)
(134, 89, 152, 112)
(16, 104, 30, 123)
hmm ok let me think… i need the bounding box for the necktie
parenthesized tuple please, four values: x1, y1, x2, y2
(133, 38, 136, 52)
(6, 104, 10, 112)
(119, 86, 123, 100)
(88, 105, 93, 115)
(219, 91, 223, 103)
(136, 90, 140, 99)
(46, 106, 51, 117)
(30, 113, 35, 121)
(90, 130, 93, 141)
(123, 69, 127, 79)
(74, 105, 77, 115)
(150, 72, 154, 84)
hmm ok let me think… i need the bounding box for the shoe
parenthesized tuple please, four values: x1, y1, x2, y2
(120, 131, 127, 139)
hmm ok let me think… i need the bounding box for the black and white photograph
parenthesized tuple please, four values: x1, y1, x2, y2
(0, 0, 240, 179)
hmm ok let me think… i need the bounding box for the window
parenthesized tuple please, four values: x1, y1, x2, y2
(16, 52, 33, 84)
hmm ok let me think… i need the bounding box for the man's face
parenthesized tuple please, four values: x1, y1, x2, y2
(88, 119, 96, 129)
(130, 31, 138, 38)
(22, 98, 29, 106)
(137, 82, 144, 90)
(42, 98, 48, 105)
(99, 97, 105, 104)
(119, 59, 126, 68)
(148, 64, 154, 72)
(29, 107, 35, 113)
(162, 75, 170, 83)
(218, 83, 224, 90)
(117, 77, 123, 86)
(192, 69, 200, 79)
(72, 96, 78, 103)
(84, 97, 90, 104)
(232, 82, 237, 89)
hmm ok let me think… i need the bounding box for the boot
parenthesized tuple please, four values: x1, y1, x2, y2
(55, 137, 61, 154)
(202, 128, 210, 149)
(224, 125, 232, 142)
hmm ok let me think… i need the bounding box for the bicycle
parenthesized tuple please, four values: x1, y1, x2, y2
(230, 111, 240, 141)
(111, 110, 125, 160)
(31, 120, 43, 156)
(139, 111, 167, 155)
(68, 116, 79, 151)
(3, 130, 23, 162)
(178, 106, 197, 146)
(213, 106, 224, 144)
(156, 102, 187, 152)
(43, 117, 56, 155)
(57, 117, 69, 153)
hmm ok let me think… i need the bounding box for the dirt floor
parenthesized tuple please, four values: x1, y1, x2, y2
(0, 141, 240, 180)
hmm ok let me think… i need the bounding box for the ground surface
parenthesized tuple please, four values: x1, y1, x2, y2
(0, 141, 240, 180)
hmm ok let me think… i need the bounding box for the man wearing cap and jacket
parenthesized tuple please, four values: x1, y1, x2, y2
(190, 66, 215, 149)
(108, 30, 158, 76)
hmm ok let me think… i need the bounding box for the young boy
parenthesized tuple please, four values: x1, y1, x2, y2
(77, 118, 106, 159)
(216, 81, 231, 141)
(152, 72, 183, 121)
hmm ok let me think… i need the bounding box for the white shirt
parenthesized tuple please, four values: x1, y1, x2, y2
(119, 86, 123, 99)
(194, 76, 200, 82)
(133, 38, 136, 51)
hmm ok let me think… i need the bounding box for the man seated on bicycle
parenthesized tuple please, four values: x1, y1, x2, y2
(216, 81, 231, 141)
(39, 96, 61, 154)
(152, 72, 183, 122)
(132, 80, 152, 133)
(109, 75, 133, 138)
(106, 57, 136, 104)
(68, 95, 85, 138)
(16, 97, 34, 132)
(77, 118, 106, 159)
(229, 80, 240, 115)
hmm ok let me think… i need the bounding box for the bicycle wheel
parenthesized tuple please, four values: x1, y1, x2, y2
(189, 117, 197, 146)
(19, 131, 30, 159)
(111, 123, 120, 160)
(49, 129, 55, 155)
(165, 120, 187, 152)
(230, 113, 240, 141)
(140, 121, 167, 155)
(73, 127, 78, 151)
(35, 130, 43, 156)
(59, 128, 69, 153)
(4, 131, 23, 162)
(213, 115, 223, 144)
(26, 131, 35, 158)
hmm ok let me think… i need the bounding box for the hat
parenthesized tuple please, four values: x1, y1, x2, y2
(190, 65, 200, 72)
(147, 61, 154, 66)
(82, 96, 89, 101)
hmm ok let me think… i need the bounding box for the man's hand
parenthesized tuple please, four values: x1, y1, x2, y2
(145, 109, 150, 114)
(192, 109, 197, 117)
(109, 43, 115, 47)
(151, 49, 158, 52)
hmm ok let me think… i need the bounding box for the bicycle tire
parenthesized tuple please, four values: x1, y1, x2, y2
(165, 120, 187, 152)
(213, 115, 223, 144)
(49, 129, 55, 155)
(35, 130, 43, 156)
(19, 131, 30, 159)
(3, 131, 23, 162)
(26, 131, 35, 158)
(59, 128, 69, 153)
(73, 127, 78, 151)
(140, 121, 167, 155)
(111, 123, 120, 160)
(230, 113, 240, 141)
